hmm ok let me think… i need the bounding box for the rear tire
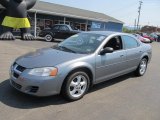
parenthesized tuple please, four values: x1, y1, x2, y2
(62, 71, 90, 101)
(45, 34, 53, 42)
(135, 58, 148, 76)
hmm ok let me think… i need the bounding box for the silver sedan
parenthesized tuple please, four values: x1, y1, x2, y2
(10, 31, 152, 101)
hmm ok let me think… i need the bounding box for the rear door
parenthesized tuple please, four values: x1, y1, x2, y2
(121, 35, 142, 70)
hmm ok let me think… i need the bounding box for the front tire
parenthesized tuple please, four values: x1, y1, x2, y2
(62, 71, 90, 101)
(135, 58, 148, 76)
(44, 34, 53, 42)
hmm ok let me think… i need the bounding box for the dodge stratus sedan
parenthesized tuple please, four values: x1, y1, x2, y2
(10, 31, 152, 101)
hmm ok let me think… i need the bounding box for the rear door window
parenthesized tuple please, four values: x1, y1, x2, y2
(122, 35, 139, 49)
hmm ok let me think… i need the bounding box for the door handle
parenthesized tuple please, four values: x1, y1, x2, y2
(120, 55, 124, 57)
(139, 51, 142, 53)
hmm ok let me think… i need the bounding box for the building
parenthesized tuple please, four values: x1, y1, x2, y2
(0, 1, 123, 37)
(141, 26, 160, 34)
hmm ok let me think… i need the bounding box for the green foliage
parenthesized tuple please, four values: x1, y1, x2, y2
(123, 27, 136, 33)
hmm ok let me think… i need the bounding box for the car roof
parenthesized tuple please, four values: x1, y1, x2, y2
(83, 31, 121, 36)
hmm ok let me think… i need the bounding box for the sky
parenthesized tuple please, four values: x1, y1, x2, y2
(42, 0, 160, 27)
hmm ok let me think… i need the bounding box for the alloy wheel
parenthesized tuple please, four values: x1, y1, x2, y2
(69, 75, 87, 98)
(139, 59, 147, 75)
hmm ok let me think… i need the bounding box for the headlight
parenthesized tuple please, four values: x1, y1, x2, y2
(9, 61, 15, 75)
(28, 67, 58, 77)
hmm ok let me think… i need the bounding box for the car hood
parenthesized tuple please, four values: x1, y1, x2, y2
(16, 48, 85, 68)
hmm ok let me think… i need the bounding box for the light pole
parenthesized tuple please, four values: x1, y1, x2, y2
(134, 19, 137, 31)
(137, 1, 143, 30)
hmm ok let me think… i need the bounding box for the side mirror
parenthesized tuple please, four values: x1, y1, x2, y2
(100, 47, 114, 55)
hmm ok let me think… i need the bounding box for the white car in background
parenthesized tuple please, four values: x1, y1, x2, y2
(133, 34, 151, 43)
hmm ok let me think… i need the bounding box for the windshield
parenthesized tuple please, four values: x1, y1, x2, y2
(56, 33, 107, 54)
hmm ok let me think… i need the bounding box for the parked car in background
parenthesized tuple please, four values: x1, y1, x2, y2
(140, 33, 155, 42)
(133, 34, 151, 43)
(150, 33, 158, 41)
(10, 31, 152, 101)
(156, 33, 160, 42)
(39, 24, 80, 42)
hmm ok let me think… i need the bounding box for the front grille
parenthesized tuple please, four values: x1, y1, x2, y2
(11, 80, 22, 90)
(12, 63, 26, 79)
(13, 72, 19, 79)
(16, 65, 26, 72)
(29, 86, 39, 93)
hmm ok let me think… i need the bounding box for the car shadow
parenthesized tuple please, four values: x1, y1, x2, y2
(0, 73, 136, 109)
(36, 38, 63, 43)
(0, 80, 67, 109)
(89, 72, 135, 93)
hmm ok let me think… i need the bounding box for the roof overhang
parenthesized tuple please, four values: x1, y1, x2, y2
(30, 9, 111, 23)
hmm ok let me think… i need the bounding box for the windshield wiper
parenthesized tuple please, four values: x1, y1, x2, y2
(58, 46, 76, 53)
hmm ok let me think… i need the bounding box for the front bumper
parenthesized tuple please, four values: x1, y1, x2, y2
(9, 64, 62, 97)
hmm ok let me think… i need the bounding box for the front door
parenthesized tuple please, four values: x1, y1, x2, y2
(95, 36, 127, 83)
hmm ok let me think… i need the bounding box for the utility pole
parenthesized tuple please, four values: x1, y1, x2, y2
(137, 1, 143, 30)
(134, 19, 137, 31)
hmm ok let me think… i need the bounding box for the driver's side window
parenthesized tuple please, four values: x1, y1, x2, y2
(104, 36, 123, 51)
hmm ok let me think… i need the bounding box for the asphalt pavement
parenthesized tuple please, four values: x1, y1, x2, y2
(0, 40, 160, 120)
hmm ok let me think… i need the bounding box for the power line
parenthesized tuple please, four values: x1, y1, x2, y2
(137, 1, 143, 30)
(106, 1, 138, 14)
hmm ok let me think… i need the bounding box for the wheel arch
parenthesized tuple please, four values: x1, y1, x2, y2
(46, 32, 54, 36)
(140, 53, 149, 63)
(142, 55, 149, 62)
(60, 66, 94, 93)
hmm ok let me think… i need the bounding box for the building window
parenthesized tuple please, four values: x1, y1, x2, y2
(91, 22, 102, 29)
